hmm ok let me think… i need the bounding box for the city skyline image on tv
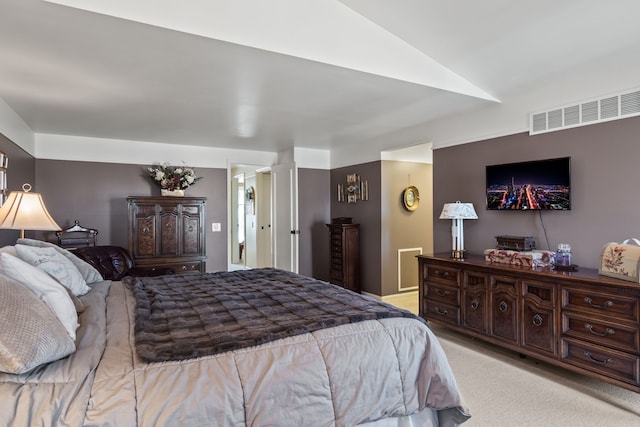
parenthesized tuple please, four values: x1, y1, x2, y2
(486, 157, 571, 210)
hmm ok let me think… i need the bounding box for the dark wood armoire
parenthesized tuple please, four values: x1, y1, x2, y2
(127, 196, 206, 273)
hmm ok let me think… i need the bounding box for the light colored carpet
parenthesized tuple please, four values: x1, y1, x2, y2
(430, 324, 640, 427)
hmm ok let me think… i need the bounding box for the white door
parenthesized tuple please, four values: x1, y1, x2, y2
(272, 162, 299, 273)
(256, 170, 273, 268)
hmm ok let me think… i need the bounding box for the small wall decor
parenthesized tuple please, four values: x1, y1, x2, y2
(402, 186, 420, 211)
(338, 173, 368, 204)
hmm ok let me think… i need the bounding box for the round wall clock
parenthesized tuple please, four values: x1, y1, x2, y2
(402, 186, 420, 211)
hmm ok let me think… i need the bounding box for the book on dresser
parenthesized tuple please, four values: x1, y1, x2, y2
(418, 253, 640, 393)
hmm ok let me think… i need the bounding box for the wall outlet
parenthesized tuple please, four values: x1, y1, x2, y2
(212, 222, 221, 232)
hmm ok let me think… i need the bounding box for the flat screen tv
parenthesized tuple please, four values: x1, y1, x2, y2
(486, 157, 571, 210)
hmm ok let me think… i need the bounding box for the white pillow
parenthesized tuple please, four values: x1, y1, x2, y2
(15, 244, 91, 296)
(0, 253, 78, 341)
(0, 273, 76, 374)
(17, 238, 103, 284)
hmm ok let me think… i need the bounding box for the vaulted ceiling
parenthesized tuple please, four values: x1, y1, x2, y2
(1, 0, 640, 154)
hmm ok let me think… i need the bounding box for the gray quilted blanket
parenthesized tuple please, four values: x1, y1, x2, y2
(126, 268, 422, 362)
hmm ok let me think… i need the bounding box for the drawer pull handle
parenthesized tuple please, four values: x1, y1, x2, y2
(584, 297, 613, 310)
(435, 307, 449, 316)
(532, 314, 543, 327)
(437, 289, 450, 296)
(584, 351, 612, 366)
(436, 271, 449, 278)
(142, 227, 149, 234)
(470, 300, 480, 310)
(499, 301, 509, 312)
(585, 323, 615, 337)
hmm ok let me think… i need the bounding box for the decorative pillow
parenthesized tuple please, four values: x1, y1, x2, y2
(15, 244, 90, 296)
(0, 274, 76, 374)
(0, 253, 78, 340)
(0, 246, 16, 257)
(17, 238, 103, 284)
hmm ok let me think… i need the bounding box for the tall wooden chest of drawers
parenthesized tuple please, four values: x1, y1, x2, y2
(326, 219, 360, 293)
(127, 196, 206, 273)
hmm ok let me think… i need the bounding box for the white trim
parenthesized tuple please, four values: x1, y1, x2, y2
(398, 247, 422, 292)
(382, 291, 418, 306)
(34, 133, 278, 168)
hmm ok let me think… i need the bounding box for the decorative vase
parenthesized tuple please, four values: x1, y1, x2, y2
(161, 189, 185, 197)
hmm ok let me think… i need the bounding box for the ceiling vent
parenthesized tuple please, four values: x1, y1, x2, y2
(530, 88, 640, 135)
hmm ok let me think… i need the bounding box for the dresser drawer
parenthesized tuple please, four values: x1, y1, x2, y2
(425, 283, 460, 305)
(141, 258, 205, 274)
(425, 265, 459, 286)
(561, 338, 640, 386)
(562, 313, 639, 353)
(424, 300, 460, 326)
(562, 287, 639, 322)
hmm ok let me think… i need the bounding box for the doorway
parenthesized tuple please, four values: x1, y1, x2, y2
(229, 165, 273, 270)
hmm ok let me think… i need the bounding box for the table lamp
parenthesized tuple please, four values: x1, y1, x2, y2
(0, 183, 61, 239)
(439, 201, 478, 260)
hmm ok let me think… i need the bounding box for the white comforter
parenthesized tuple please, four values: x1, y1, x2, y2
(1, 280, 470, 427)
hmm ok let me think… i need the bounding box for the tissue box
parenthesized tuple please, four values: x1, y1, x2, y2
(484, 249, 555, 267)
(599, 241, 640, 282)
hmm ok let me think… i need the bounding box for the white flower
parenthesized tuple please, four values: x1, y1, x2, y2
(147, 163, 202, 190)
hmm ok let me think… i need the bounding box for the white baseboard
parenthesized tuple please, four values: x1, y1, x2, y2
(362, 290, 418, 304)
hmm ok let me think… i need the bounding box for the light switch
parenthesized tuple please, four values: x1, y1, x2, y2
(212, 223, 221, 232)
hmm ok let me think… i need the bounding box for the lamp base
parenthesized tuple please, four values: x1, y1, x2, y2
(450, 249, 466, 260)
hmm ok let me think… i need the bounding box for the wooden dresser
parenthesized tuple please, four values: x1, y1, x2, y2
(127, 196, 206, 273)
(326, 219, 360, 293)
(418, 253, 640, 393)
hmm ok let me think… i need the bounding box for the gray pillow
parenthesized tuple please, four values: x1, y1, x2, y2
(0, 274, 75, 374)
(0, 246, 16, 256)
(17, 238, 103, 285)
(0, 253, 79, 341)
(15, 244, 90, 296)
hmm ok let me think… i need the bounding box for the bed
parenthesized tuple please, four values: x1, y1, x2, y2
(0, 240, 470, 427)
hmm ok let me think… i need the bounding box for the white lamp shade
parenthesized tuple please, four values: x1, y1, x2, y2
(439, 201, 477, 259)
(439, 201, 478, 220)
(0, 185, 60, 232)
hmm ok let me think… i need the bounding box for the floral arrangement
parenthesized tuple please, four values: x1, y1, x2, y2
(148, 163, 202, 191)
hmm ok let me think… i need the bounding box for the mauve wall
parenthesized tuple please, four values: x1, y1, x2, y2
(298, 168, 330, 280)
(34, 160, 228, 272)
(0, 133, 36, 247)
(331, 161, 382, 295)
(433, 115, 640, 270)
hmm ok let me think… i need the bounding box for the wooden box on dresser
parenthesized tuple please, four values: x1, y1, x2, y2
(128, 196, 207, 274)
(418, 253, 640, 393)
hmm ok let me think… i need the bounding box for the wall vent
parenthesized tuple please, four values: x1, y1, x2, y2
(529, 88, 640, 135)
